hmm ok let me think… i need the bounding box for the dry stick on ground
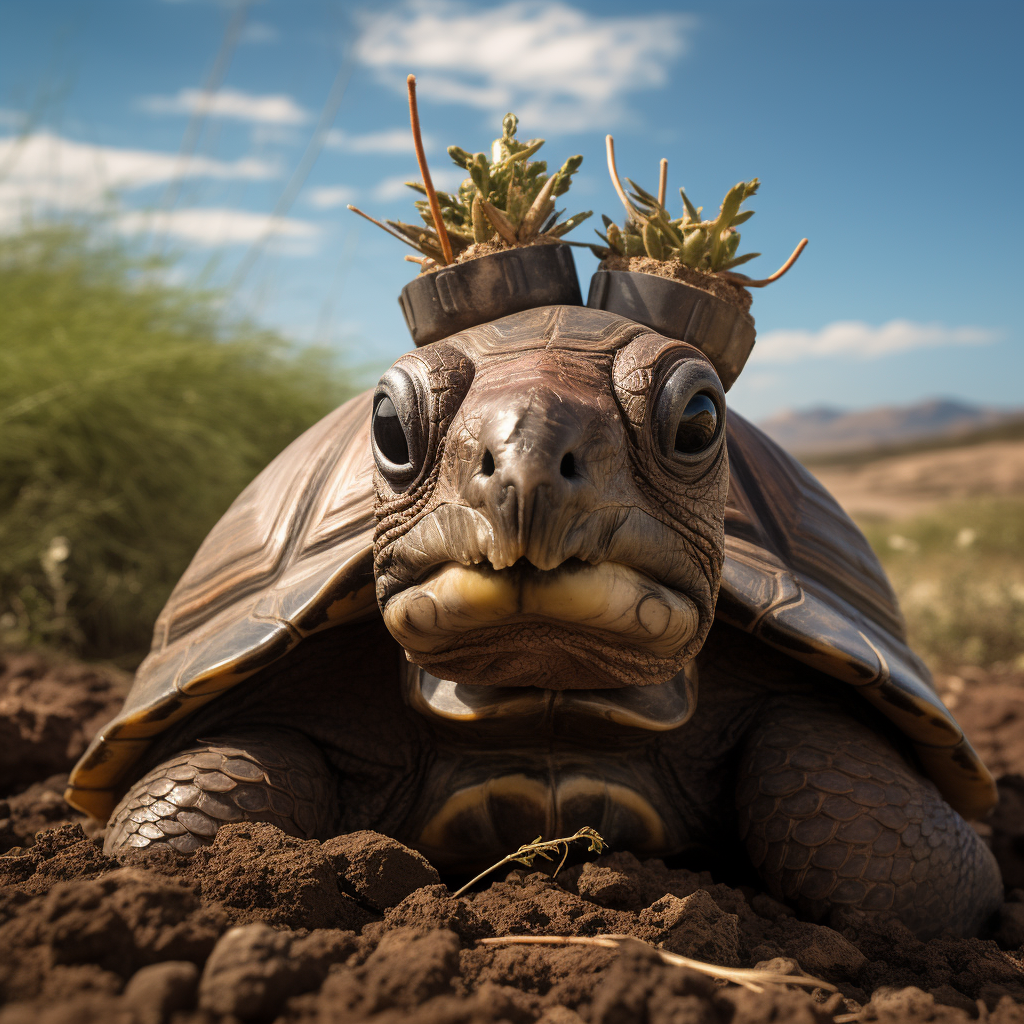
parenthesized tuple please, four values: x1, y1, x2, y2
(452, 827, 606, 899)
(406, 74, 453, 265)
(478, 935, 837, 995)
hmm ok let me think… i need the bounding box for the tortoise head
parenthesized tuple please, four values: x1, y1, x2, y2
(370, 305, 728, 690)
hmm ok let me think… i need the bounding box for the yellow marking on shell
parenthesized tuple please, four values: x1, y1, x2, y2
(64, 652, 296, 820)
(417, 774, 550, 850)
(179, 661, 273, 697)
(314, 581, 378, 633)
(64, 735, 152, 818)
(66, 584, 375, 821)
(417, 771, 670, 860)
(64, 785, 116, 821)
(555, 776, 667, 851)
(914, 744, 997, 821)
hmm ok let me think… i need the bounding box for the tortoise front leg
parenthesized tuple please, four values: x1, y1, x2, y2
(104, 730, 338, 857)
(735, 699, 1002, 938)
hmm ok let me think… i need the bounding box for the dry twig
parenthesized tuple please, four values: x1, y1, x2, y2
(721, 237, 808, 286)
(406, 74, 453, 264)
(478, 934, 837, 995)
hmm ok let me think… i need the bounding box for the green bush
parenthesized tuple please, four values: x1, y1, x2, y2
(859, 498, 1024, 671)
(0, 225, 353, 664)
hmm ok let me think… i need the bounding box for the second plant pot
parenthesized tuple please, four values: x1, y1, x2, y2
(587, 269, 755, 391)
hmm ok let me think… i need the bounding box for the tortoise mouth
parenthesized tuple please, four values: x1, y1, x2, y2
(406, 664, 698, 732)
(381, 558, 701, 689)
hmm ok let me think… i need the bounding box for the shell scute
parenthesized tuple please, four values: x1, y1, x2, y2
(175, 615, 298, 697)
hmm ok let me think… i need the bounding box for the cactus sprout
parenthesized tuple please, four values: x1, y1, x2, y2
(597, 135, 807, 287)
(349, 96, 592, 269)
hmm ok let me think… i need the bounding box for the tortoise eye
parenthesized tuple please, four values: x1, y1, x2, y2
(653, 358, 724, 462)
(372, 366, 427, 489)
(674, 393, 718, 454)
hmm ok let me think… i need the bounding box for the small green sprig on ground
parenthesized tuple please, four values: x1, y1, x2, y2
(595, 136, 806, 287)
(349, 91, 592, 269)
(452, 827, 606, 898)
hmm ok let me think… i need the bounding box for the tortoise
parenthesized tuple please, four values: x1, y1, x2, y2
(66, 286, 1001, 938)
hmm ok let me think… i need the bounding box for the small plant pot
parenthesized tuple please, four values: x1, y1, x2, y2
(399, 244, 583, 347)
(587, 270, 755, 391)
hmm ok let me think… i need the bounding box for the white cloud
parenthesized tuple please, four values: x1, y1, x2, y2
(372, 168, 464, 201)
(139, 87, 309, 125)
(324, 127, 432, 154)
(117, 207, 318, 249)
(241, 21, 278, 44)
(354, 0, 692, 131)
(0, 131, 278, 231)
(250, 124, 303, 147)
(752, 320, 1001, 364)
(306, 185, 358, 209)
(372, 176, 416, 202)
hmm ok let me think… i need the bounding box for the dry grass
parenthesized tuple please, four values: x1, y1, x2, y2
(859, 498, 1024, 672)
(0, 224, 353, 664)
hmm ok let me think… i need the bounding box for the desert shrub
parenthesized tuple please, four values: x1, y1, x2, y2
(859, 498, 1024, 671)
(0, 224, 353, 664)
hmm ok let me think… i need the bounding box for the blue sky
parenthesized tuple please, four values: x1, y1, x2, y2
(1, 0, 1020, 421)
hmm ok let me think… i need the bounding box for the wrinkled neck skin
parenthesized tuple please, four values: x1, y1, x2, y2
(373, 307, 729, 694)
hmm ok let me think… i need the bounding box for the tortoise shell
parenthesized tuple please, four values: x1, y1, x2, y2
(66, 311, 996, 823)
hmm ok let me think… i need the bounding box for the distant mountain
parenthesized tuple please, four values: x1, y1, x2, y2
(757, 399, 1024, 456)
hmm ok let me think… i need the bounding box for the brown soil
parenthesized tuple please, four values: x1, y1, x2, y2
(599, 254, 754, 317)
(417, 237, 563, 275)
(3, 649, 1024, 1023)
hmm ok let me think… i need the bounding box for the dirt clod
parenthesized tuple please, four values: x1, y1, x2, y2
(323, 829, 441, 911)
(198, 922, 357, 1020)
(0, 651, 129, 795)
(123, 961, 200, 1024)
(187, 821, 371, 931)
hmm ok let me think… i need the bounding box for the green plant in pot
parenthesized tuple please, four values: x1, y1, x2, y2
(348, 76, 593, 346)
(586, 137, 808, 389)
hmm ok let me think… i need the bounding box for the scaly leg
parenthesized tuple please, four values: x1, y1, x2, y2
(736, 699, 1002, 938)
(104, 730, 337, 856)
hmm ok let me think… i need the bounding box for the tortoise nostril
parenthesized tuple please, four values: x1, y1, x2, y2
(560, 452, 576, 478)
(481, 450, 495, 477)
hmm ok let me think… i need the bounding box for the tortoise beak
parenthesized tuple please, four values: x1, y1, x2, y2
(382, 558, 700, 681)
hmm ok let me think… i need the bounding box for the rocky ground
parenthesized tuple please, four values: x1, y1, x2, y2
(2, 649, 1024, 1024)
